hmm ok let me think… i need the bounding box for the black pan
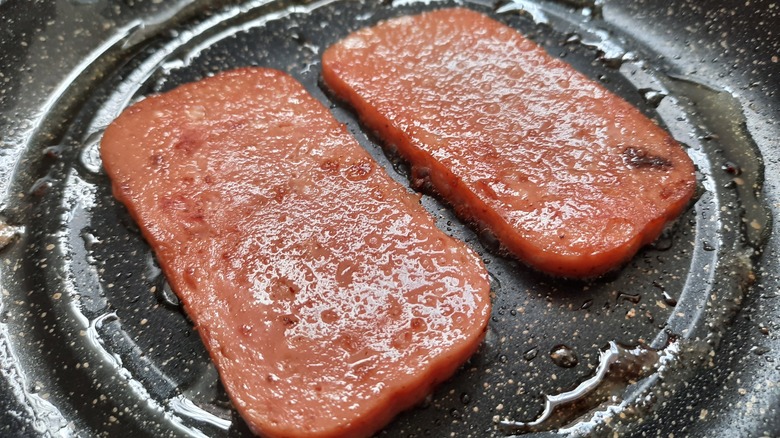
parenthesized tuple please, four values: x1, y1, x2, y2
(1, 0, 778, 436)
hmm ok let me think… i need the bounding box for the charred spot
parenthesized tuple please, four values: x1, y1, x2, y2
(149, 153, 164, 166)
(722, 161, 742, 175)
(622, 147, 672, 169)
(411, 166, 433, 191)
(174, 130, 203, 155)
(270, 277, 299, 301)
(280, 314, 299, 328)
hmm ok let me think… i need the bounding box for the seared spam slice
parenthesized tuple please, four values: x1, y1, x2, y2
(322, 8, 696, 277)
(100, 67, 491, 438)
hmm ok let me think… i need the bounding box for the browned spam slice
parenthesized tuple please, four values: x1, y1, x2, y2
(322, 8, 696, 278)
(100, 67, 491, 438)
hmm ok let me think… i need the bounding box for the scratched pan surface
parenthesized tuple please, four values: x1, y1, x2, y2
(0, 0, 778, 436)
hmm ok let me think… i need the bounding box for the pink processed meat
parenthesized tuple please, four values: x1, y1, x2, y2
(100, 67, 491, 438)
(322, 8, 696, 277)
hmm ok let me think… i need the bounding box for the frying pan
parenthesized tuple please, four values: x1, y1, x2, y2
(1, 0, 778, 436)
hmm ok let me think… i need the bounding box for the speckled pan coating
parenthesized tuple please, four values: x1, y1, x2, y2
(0, 0, 777, 437)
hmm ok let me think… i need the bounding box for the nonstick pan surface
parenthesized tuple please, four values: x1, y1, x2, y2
(0, 0, 778, 436)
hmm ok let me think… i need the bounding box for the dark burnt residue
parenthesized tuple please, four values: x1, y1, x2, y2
(622, 146, 672, 169)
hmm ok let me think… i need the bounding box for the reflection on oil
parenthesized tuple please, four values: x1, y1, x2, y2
(500, 337, 680, 434)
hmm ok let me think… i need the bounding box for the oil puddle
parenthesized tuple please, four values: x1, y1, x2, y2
(167, 395, 231, 431)
(500, 337, 680, 434)
(494, 0, 551, 24)
(17, 0, 770, 437)
(168, 361, 233, 430)
(662, 76, 771, 250)
(79, 129, 105, 175)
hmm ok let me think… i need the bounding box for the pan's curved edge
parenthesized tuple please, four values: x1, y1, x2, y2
(0, 0, 777, 436)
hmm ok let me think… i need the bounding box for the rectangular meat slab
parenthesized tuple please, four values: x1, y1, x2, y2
(322, 8, 697, 277)
(100, 67, 491, 438)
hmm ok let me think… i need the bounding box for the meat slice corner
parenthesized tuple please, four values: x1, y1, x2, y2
(321, 8, 696, 278)
(100, 67, 491, 438)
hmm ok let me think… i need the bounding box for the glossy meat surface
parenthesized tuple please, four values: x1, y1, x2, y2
(322, 8, 696, 277)
(100, 68, 491, 438)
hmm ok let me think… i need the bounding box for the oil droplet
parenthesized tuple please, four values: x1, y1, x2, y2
(144, 251, 161, 280)
(662, 291, 677, 307)
(417, 393, 433, 409)
(158, 281, 180, 307)
(579, 28, 626, 68)
(81, 230, 101, 264)
(482, 325, 499, 352)
(750, 346, 769, 356)
(80, 130, 104, 174)
(638, 88, 667, 108)
(42, 144, 64, 159)
(82, 231, 101, 251)
(616, 292, 641, 305)
(494, 0, 550, 24)
(488, 272, 502, 292)
(523, 346, 539, 361)
(721, 161, 741, 175)
(28, 176, 54, 197)
(391, 160, 409, 178)
(549, 345, 578, 368)
(290, 32, 319, 54)
(651, 231, 673, 251)
(565, 33, 581, 44)
(477, 227, 502, 254)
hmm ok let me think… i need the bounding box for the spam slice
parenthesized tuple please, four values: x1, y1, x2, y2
(322, 8, 696, 277)
(100, 67, 491, 438)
